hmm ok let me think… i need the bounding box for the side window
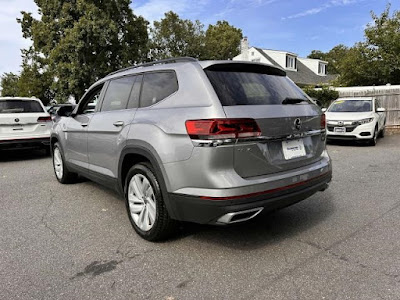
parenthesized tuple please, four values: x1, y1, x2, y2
(101, 76, 136, 112)
(79, 84, 104, 114)
(127, 75, 143, 109)
(140, 72, 178, 108)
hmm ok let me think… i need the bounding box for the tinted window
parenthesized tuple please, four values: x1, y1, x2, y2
(206, 70, 309, 106)
(102, 76, 136, 112)
(0, 100, 43, 113)
(127, 75, 143, 109)
(328, 100, 372, 112)
(140, 72, 178, 107)
(80, 84, 104, 114)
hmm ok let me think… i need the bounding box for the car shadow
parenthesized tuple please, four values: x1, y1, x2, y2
(0, 149, 50, 162)
(70, 174, 335, 249)
(169, 192, 335, 249)
(327, 139, 371, 147)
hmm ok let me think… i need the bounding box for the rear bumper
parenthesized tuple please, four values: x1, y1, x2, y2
(0, 136, 50, 150)
(167, 170, 332, 224)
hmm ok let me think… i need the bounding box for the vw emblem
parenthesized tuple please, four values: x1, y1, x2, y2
(294, 118, 302, 130)
(15, 118, 20, 123)
(338, 121, 344, 126)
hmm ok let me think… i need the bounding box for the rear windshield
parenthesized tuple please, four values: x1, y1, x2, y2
(328, 100, 372, 112)
(205, 70, 310, 106)
(0, 100, 44, 113)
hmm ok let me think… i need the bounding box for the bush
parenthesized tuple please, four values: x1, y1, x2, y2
(302, 86, 339, 108)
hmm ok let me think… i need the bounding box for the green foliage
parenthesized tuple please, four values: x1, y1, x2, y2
(308, 45, 349, 75)
(18, 0, 149, 101)
(308, 5, 400, 87)
(0, 73, 19, 97)
(302, 86, 339, 107)
(150, 12, 242, 60)
(204, 21, 243, 60)
(149, 12, 205, 60)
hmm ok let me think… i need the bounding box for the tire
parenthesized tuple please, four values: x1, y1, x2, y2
(44, 146, 51, 156)
(125, 162, 177, 241)
(379, 126, 385, 138)
(369, 126, 378, 146)
(52, 142, 78, 184)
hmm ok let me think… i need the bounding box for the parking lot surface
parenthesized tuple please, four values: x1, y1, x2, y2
(1, 135, 400, 300)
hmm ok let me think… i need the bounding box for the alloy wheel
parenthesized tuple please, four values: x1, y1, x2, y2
(128, 174, 157, 232)
(53, 147, 63, 179)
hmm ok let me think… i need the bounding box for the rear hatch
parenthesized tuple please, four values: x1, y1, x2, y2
(0, 99, 51, 139)
(205, 63, 325, 178)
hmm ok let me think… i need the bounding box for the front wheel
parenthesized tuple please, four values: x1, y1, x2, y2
(125, 162, 177, 241)
(52, 143, 78, 183)
(369, 127, 378, 146)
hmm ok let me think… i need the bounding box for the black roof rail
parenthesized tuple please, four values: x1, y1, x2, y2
(107, 57, 198, 77)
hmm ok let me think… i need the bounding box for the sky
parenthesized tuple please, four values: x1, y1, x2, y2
(0, 0, 398, 76)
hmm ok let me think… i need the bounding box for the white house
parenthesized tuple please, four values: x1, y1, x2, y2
(233, 37, 337, 87)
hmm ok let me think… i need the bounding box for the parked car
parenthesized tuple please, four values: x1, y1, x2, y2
(48, 104, 76, 122)
(51, 58, 332, 241)
(0, 97, 52, 154)
(324, 97, 386, 145)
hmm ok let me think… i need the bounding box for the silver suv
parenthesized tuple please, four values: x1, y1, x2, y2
(51, 58, 332, 241)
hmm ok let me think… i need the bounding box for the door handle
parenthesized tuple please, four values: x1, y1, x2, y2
(113, 121, 124, 127)
(81, 123, 88, 127)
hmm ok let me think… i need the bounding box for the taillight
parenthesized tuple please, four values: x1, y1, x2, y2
(320, 114, 326, 129)
(37, 116, 52, 122)
(185, 119, 261, 140)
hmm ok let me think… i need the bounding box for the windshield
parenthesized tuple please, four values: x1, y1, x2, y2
(205, 70, 311, 106)
(0, 100, 44, 113)
(328, 100, 372, 112)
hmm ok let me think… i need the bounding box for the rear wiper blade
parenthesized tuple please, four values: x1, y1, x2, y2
(281, 98, 308, 105)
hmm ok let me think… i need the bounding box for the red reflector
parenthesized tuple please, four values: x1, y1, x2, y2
(320, 113, 326, 129)
(37, 116, 52, 122)
(185, 119, 261, 139)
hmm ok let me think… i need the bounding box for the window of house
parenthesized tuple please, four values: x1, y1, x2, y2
(251, 52, 254, 56)
(251, 58, 261, 62)
(318, 63, 326, 75)
(101, 76, 136, 112)
(140, 72, 178, 108)
(286, 56, 296, 70)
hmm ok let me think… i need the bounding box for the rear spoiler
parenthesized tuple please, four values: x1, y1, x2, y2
(203, 62, 286, 77)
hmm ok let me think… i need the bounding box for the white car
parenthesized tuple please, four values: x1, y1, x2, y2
(0, 97, 52, 153)
(324, 97, 386, 146)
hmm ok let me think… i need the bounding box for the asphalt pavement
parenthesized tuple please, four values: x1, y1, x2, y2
(1, 135, 400, 300)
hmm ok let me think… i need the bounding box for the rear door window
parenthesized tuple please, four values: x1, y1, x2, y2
(205, 70, 310, 106)
(0, 100, 43, 113)
(101, 76, 136, 112)
(140, 72, 178, 108)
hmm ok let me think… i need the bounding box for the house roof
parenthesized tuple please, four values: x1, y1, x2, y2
(254, 47, 337, 86)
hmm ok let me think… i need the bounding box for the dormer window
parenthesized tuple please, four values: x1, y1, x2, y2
(286, 55, 296, 70)
(318, 63, 326, 75)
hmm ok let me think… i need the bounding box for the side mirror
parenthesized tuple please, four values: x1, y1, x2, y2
(57, 106, 74, 117)
(377, 108, 385, 112)
(321, 108, 327, 112)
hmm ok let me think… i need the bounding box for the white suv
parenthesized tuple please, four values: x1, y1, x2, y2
(325, 97, 386, 146)
(0, 97, 52, 153)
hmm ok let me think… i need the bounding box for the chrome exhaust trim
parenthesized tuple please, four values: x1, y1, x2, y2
(216, 207, 264, 224)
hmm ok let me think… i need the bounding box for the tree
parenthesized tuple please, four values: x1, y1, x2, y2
(0, 73, 19, 97)
(204, 21, 242, 60)
(308, 5, 400, 86)
(149, 11, 205, 60)
(307, 45, 349, 75)
(18, 0, 148, 101)
(302, 86, 339, 107)
(17, 64, 55, 105)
